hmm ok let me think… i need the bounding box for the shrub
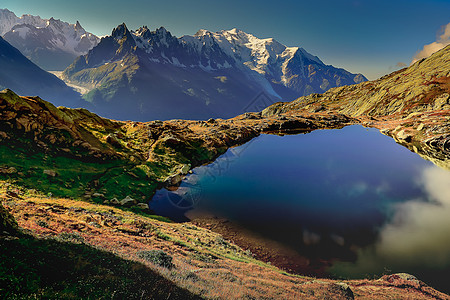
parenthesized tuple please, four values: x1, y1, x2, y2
(57, 232, 84, 244)
(137, 250, 174, 269)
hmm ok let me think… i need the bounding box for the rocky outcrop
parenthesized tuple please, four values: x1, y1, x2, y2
(0, 88, 120, 160)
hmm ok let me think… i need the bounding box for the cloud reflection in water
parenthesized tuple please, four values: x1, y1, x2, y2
(331, 165, 450, 278)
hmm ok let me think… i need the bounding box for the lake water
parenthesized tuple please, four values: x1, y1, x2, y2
(150, 125, 450, 293)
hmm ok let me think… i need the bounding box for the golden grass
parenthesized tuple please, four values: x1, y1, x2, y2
(1, 184, 448, 299)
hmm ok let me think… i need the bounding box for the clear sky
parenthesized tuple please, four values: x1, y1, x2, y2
(2, 0, 450, 80)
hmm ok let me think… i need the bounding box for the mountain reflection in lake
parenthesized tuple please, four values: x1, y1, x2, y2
(150, 125, 450, 293)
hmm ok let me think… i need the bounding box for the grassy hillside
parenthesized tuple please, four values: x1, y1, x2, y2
(1, 186, 448, 299)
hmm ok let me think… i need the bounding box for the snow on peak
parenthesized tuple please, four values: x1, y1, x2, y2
(0, 8, 99, 56)
(194, 29, 213, 37)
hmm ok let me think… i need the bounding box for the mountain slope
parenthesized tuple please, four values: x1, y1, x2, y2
(62, 24, 366, 121)
(0, 36, 84, 107)
(263, 44, 450, 117)
(0, 8, 99, 70)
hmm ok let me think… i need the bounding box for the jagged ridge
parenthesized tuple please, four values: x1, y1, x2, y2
(62, 23, 366, 121)
(0, 8, 99, 70)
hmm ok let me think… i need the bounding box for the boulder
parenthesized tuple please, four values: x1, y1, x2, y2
(136, 203, 149, 210)
(43, 169, 57, 177)
(396, 129, 412, 142)
(179, 164, 191, 175)
(120, 196, 136, 207)
(0, 167, 17, 174)
(165, 174, 182, 186)
(380, 273, 423, 289)
(110, 198, 120, 205)
(105, 134, 121, 147)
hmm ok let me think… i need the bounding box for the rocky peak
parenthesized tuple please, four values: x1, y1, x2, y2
(156, 26, 169, 35)
(227, 28, 242, 35)
(292, 47, 325, 65)
(0, 8, 18, 35)
(112, 23, 131, 39)
(194, 29, 210, 37)
(154, 26, 173, 45)
(75, 20, 83, 31)
(135, 25, 151, 38)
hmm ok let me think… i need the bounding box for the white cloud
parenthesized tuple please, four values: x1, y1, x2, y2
(330, 165, 450, 277)
(411, 23, 450, 64)
(375, 166, 450, 266)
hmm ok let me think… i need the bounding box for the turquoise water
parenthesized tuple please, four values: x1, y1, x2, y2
(151, 125, 450, 292)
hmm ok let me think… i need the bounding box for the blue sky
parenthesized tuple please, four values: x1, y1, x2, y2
(2, 0, 450, 79)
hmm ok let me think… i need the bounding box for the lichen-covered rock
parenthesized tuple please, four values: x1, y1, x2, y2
(380, 273, 423, 289)
(136, 203, 149, 210)
(120, 196, 136, 207)
(110, 198, 120, 205)
(43, 169, 57, 177)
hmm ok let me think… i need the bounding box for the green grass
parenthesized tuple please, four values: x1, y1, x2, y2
(0, 144, 161, 202)
(0, 234, 201, 299)
(0, 144, 118, 199)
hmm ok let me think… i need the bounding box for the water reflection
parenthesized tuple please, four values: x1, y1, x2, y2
(331, 165, 450, 291)
(150, 125, 450, 291)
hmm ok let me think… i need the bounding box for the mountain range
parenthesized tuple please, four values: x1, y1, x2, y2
(0, 36, 84, 107)
(0, 8, 99, 70)
(62, 23, 367, 121)
(0, 9, 367, 121)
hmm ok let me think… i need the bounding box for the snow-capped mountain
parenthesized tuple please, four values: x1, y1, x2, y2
(185, 28, 367, 98)
(62, 23, 367, 121)
(0, 8, 99, 70)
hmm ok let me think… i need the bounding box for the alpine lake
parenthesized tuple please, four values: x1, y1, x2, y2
(151, 125, 450, 293)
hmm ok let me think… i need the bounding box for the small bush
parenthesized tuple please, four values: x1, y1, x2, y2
(57, 232, 84, 244)
(137, 250, 174, 269)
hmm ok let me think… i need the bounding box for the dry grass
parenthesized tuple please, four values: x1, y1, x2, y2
(1, 184, 449, 299)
